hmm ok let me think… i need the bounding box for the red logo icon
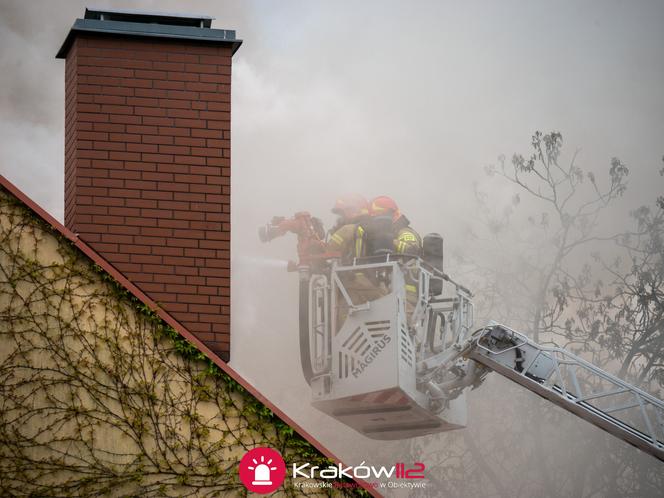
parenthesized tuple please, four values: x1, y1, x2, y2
(238, 447, 286, 494)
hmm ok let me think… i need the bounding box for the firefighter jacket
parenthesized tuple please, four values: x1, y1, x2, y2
(328, 216, 421, 261)
(393, 215, 422, 257)
(395, 227, 421, 256)
(327, 223, 364, 263)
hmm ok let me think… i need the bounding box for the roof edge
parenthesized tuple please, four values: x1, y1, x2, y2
(0, 174, 379, 497)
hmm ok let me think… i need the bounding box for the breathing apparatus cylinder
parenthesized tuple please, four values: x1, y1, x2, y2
(363, 215, 394, 256)
(423, 233, 444, 295)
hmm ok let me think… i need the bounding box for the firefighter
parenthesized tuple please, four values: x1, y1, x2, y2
(326, 194, 387, 331)
(368, 196, 422, 257)
(326, 193, 369, 262)
(329, 193, 369, 233)
(368, 196, 422, 322)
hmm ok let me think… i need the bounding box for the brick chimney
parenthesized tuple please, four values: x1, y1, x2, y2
(57, 8, 242, 361)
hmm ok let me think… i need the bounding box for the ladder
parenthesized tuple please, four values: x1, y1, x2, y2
(467, 324, 664, 462)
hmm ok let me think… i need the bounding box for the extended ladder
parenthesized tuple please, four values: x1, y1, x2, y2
(467, 325, 664, 462)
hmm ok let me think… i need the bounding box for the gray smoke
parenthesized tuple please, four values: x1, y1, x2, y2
(1, 0, 663, 496)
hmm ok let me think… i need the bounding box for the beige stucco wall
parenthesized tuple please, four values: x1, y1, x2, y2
(0, 188, 352, 497)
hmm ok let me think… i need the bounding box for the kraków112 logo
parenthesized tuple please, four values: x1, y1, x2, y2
(238, 447, 286, 494)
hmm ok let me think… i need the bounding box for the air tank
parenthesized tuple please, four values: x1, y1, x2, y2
(423, 233, 444, 295)
(363, 215, 394, 256)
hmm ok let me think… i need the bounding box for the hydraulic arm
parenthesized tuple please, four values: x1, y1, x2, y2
(465, 324, 664, 462)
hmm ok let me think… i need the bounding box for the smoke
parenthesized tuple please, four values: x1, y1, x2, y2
(1, 0, 663, 496)
(236, 256, 289, 269)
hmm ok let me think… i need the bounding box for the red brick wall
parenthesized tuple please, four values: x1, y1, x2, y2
(64, 34, 231, 360)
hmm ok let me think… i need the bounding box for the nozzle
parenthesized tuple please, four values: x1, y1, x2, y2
(258, 221, 283, 243)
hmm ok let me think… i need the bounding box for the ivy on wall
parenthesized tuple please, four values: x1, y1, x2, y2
(0, 187, 366, 497)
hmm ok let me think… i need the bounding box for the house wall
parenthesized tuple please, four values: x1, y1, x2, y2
(0, 187, 347, 497)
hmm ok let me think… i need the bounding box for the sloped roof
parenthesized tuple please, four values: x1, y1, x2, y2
(0, 173, 379, 497)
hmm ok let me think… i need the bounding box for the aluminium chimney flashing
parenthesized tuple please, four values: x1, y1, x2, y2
(56, 8, 242, 58)
(84, 7, 215, 27)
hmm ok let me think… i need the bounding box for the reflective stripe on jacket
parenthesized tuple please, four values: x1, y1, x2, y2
(395, 227, 422, 256)
(328, 223, 364, 261)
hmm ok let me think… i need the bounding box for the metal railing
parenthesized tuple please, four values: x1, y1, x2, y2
(309, 274, 331, 376)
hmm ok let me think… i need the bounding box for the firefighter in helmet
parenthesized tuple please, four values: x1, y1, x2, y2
(368, 196, 422, 322)
(368, 196, 422, 256)
(326, 194, 387, 332)
(326, 193, 369, 262)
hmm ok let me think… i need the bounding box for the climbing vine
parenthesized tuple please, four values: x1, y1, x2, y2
(0, 187, 367, 497)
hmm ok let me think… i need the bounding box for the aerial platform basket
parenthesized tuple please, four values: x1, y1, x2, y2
(303, 258, 471, 440)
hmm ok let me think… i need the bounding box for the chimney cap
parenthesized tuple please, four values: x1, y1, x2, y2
(56, 8, 242, 59)
(84, 7, 215, 28)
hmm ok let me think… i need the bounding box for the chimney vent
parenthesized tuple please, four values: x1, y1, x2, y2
(84, 7, 214, 28)
(56, 8, 241, 59)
